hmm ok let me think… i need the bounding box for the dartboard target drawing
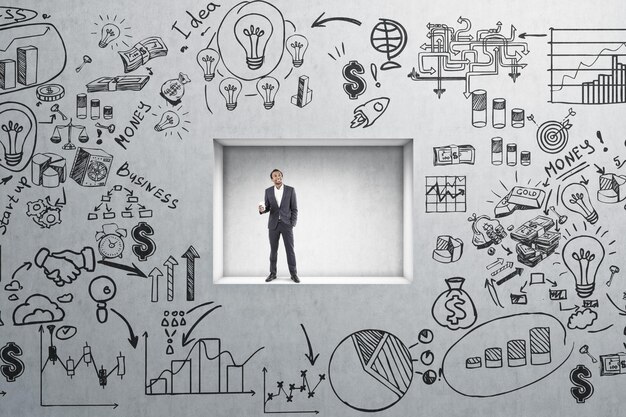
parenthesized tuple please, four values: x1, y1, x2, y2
(536, 120, 569, 154)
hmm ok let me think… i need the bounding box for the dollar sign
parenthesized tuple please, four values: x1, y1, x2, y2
(342, 60, 367, 100)
(444, 294, 466, 326)
(570, 364, 594, 404)
(0, 342, 25, 382)
(132, 221, 156, 261)
(165, 84, 180, 95)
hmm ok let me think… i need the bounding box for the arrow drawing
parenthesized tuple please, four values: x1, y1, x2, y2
(491, 261, 514, 276)
(0, 176, 12, 186)
(111, 308, 139, 349)
(496, 267, 524, 286)
(486, 258, 504, 270)
(518, 32, 547, 39)
(163, 256, 178, 302)
(300, 324, 319, 366)
(484, 279, 503, 308)
(181, 246, 200, 301)
(182, 303, 222, 347)
(97, 259, 147, 278)
(11, 261, 32, 281)
(519, 281, 528, 294)
(311, 12, 361, 28)
(149, 267, 162, 302)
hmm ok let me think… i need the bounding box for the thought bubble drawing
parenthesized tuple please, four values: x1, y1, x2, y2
(567, 308, 597, 330)
(12, 294, 65, 325)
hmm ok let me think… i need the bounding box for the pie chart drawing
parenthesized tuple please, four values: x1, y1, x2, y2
(328, 329, 413, 412)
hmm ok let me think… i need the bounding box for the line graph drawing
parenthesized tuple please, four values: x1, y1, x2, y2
(262, 367, 325, 414)
(0, 27, 51, 52)
(425, 176, 467, 213)
(549, 28, 626, 104)
(39, 325, 124, 409)
(144, 332, 263, 396)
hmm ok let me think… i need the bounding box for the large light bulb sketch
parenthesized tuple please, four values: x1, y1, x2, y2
(99, 23, 121, 48)
(0, 102, 36, 171)
(196, 47, 221, 81)
(235, 14, 273, 70)
(219, 77, 242, 111)
(561, 182, 598, 224)
(562, 235, 605, 298)
(285, 34, 309, 67)
(217, 0, 285, 81)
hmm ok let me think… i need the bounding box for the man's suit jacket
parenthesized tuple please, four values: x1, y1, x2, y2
(261, 185, 298, 229)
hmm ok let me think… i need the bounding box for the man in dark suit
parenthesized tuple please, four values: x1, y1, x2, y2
(258, 169, 299, 283)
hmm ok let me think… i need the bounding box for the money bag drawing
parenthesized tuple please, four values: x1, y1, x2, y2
(431, 277, 477, 331)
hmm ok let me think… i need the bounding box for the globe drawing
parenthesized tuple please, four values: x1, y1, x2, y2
(328, 329, 413, 412)
(370, 18, 408, 70)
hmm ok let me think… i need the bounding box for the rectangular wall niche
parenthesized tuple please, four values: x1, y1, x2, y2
(213, 138, 414, 284)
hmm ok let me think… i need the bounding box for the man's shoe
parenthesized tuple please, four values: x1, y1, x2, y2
(265, 273, 277, 282)
(291, 275, 300, 283)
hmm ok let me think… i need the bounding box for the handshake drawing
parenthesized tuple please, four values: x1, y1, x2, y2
(34, 246, 96, 286)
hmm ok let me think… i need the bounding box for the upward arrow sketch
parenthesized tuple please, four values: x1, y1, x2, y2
(181, 246, 200, 301)
(163, 256, 178, 302)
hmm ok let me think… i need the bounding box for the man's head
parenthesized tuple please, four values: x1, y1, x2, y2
(270, 169, 283, 187)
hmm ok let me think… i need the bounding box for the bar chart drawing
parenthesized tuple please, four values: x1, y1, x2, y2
(144, 334, 264, 396)
(0, 24, 66, 95)
(549, 28, 626, 104)
(465, 327, 551, 371)
(442, 313, 574, 398)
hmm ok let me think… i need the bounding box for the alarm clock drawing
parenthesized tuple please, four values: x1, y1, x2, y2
(95, 223, 127, 259)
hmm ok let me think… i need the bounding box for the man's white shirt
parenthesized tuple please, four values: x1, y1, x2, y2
(274, 185, 284, 208)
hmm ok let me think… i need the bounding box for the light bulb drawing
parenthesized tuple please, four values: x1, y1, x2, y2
(562, 235, 605, 298)
(235, 14, 273, 70)
(89, 275, 117, 324)
(91, 15, 132, 50)
(561, 182, 598, 224)
(285, 34, 309, 67)
(99, 23, 121, 48)
(154, 111, 180, 132)
(151, 105, 190, 140)
(217, 0, 285, 80)
(196, 47, 221, 81)
(1, 121, 24, 166)
(220, 77, 242, 111)
(0, 102, 36, 172)
(256, 76, 279, 109)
